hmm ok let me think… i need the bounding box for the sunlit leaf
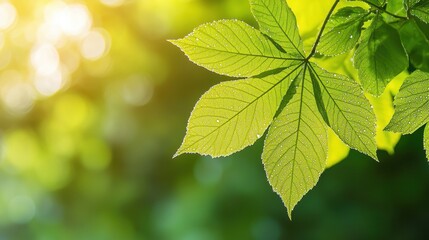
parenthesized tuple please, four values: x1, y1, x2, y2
(354, 15, 408, 96)
(262, 67, 327, 218)
(318, 7, 368, 56)
(386, 70, 429, 134)
(309, 64, 377, 159)
(424, 124, 429, 160)
(170, 20, 300, 78)
(250, 0, 304, 56)
(386, 0, 407, 18)
(175, 65, 302, 157)
(398, 19, 429, 71)
(410, 0, 429, 23)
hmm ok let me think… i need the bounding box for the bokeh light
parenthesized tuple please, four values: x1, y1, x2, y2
(80, 29, 109, 60)
(0, 1, 17, 30)
(30, 43, 60, 75)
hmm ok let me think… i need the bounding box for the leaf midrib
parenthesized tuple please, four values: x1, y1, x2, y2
(180, 41, 304, 61)
(257, 0, 305, 58)
(308, 63, 375, 158)
(288, 64, 306, 207)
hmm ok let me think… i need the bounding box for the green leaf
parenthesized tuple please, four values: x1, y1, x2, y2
(424, 124, 429, 160)
(354, 15, 408, 96)
(309, 64, 377, 159)
(262, 65, 328, 218)
(175, 65, 302, 157)
(406, 0, 422, 10)
(410, 0, 429, 23)
(170, 20, 299, 78)
(386, 0, 407, 20)
(250, 0, 304, 56)
(385, 70, 429, 134)
(398, 19, 429, 71)
(318, 7, 368, 56)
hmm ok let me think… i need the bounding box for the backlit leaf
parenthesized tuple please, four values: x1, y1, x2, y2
(410, 0, 429, 23)
(170, 20, 299, 78)
(175, 64, 302, 157)
(318, 7, 368, 56)
(262, 66, 328, 218)
(250, 0, 304, 56)
(398, 19, 429, 71)
(354, 15, 408, 96)
(309, 64, 377, 159)
(424, 124, 429, 160)
(386, 70, 429, 134)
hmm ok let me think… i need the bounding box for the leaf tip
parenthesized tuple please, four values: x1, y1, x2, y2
(172, 151, 181, 159)
(167, 39, 180, 46)
(287, 208, 293, 220)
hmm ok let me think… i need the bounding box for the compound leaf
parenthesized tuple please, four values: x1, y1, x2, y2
(354, 15, 408, 96)
(262, 66, 328, 218)
(309, 64, 377, 159)
(170, 20, 299, 78)
(386, 70, 429, 134)
(250, 0, 304, 56)
(318, 7, 368, 56)
(176, 65, 303, 157)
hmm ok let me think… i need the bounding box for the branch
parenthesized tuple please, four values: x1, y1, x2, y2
(307, 0, 340, 60)
(363, 0, 408, 20)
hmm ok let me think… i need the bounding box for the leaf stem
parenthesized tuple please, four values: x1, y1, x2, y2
(307, 0, 340, 60)
(362, 0, 408, 20)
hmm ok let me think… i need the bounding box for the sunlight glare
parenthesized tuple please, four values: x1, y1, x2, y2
(80, 30, 108, 60)
(44, 2, 92, 39)
(34, 68, 64, 96)
(1, 79, 35, 116)
(100, 0, 125, 7)
(30, 43, 59, 75)
(0, 1, 17, 30)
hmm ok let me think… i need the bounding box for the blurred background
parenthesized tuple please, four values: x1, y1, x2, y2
(0, 0, 429, 239)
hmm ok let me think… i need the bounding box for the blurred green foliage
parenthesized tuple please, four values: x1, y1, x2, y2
(0, 0, 428, 239)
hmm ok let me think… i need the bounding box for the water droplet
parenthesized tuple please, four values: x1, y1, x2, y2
(216, 119, 220, 123)
(349, 35, 353, 39)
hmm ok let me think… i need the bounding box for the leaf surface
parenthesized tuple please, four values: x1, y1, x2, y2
(262, 66, 328, 218)
(250, 0, 304, 56)
(309, 64, 377, 159)
(398, 19, 429, 71)
(410, 0, 429, 23)
(176, 65, 302, 157)
(318, 7, 368, 56)
(170, 20, 299, 78)
(424, 124, 429, 160)
(354, 15, 408, 96)
(386, 71, 429, 134)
